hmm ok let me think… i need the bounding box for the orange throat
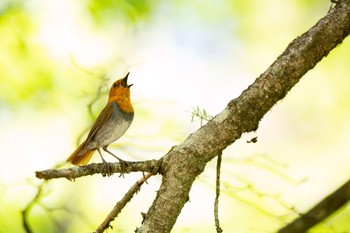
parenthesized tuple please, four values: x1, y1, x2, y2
(109, 95, 133, 113)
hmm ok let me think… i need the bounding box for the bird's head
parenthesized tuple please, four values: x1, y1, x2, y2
(108, 72, 133, 102)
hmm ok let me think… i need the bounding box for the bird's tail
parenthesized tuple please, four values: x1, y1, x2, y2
(66, 142, 95, 165)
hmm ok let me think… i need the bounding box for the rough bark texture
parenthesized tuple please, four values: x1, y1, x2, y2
(35, 159, 160, 180)
(278, 178, 350, 233)
(137, 1, 350, 232)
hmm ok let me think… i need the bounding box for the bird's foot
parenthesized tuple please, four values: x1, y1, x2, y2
(101, 162, 114, 177)
(118, 159, 132, 177)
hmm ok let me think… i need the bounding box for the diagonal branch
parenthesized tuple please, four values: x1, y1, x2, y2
(278, 178, 350, 233)
(95, 173, 154, 233)
(35, 159, 161, 180)
(137, 1, 350, 232)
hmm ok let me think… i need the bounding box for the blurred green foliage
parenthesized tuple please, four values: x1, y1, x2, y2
(0, 3, 54, 109)
(87, 0, 157, 23)
(1, 0, 350, 233)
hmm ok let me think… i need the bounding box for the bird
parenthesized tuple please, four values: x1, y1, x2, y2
(66, 72, 134, 166)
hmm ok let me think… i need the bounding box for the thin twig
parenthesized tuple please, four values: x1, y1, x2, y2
(191, 106, 213, 127)
(24, 162, 66, 232)
(86, 83, 108, 120)
(21, 181, 47, 233)
(214, 152, 223, 233)
(77, 78, 109, 145)
(95, 173, 154, 233)
(35, 159, 161, 181)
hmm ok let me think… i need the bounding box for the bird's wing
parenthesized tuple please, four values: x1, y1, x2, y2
(84, 102, 114, 145)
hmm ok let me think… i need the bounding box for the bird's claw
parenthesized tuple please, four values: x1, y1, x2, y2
(102, 162, 114, 177)
(118, 159, 131, 177)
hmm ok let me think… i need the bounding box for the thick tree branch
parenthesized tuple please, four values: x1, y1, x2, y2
(35, 159, 160, 180)
(278, 178, 350, 233)
(137, 1, 350, 232)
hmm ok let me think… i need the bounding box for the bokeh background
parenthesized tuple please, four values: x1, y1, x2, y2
(1, 0, 350, 232)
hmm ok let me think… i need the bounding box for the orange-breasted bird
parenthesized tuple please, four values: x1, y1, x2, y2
(66, 72, 134, 166)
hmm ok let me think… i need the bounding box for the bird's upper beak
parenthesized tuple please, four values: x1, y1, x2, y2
(122, 72, 133, 88)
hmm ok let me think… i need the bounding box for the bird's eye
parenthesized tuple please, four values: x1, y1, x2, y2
(113, 83, 118, 88)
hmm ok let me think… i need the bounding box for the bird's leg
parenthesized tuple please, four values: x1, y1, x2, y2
(97, 148, 112, 176)
(102, 146, 127, 163)
(102, 146, 128, 173)
(97, 148, 107, 163)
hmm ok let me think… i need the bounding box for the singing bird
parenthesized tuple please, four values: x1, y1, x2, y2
(66, 73, 134, 166)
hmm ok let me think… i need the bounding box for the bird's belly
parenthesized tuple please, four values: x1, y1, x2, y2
(94, 119, 132, 147)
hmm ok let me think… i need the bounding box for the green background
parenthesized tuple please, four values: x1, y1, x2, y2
(1, 0, 350, 232)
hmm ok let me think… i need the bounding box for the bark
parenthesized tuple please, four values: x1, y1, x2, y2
(137, 1, 350, 232)
(35, 159, 160, 180)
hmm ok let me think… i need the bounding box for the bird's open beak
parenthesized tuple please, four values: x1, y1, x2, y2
(122, 72, 133, 88)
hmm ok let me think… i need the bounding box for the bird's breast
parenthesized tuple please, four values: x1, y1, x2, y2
(93, 102, 134, 147)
